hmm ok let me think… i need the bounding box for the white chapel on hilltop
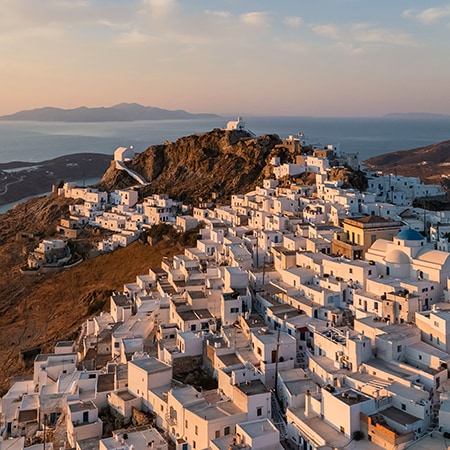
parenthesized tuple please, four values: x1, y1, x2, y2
(225, 116, 256, 136)
(114, 146, 135, 162)
(226, 116, 246, 131)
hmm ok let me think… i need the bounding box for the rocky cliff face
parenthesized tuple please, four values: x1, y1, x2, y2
(99, 129, 283, 202)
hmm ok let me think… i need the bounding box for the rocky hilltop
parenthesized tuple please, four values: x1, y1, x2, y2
(364, 140, 450, 186)
(99, 129, 284, 202)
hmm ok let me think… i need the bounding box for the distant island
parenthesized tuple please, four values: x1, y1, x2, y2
(383, 112, 450, 119)
(0, 103, 220, 122)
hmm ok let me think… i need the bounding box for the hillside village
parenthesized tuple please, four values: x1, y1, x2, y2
(3, 129, 450, 450)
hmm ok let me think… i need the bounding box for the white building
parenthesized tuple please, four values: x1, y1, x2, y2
(114, 146, 135, 162)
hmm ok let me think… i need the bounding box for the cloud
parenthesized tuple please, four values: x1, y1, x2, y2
(310, 22, 416, 48)
(403, 5, 450, 24)
(0, 0, 136, 35)
(140, 0, 179, 18)
(204, 10, 232, 20)
(336, 41, 364, 55)
(116, 28, 153, 46)
(352, 24, 415, 46)
(240, 12, 270, 27)
(311, 24, 341, 40)
(283, 16, 303, 27)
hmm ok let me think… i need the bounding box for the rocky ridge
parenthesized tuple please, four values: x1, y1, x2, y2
(98, 129, 284, 202)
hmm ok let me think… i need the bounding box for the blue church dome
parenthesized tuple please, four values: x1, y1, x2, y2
(397, 228, 424, 241)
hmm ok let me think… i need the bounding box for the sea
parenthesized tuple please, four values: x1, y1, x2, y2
(0, 116, 449, 213)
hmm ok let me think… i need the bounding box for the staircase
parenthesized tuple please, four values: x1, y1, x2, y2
(271, 392, 288, 440)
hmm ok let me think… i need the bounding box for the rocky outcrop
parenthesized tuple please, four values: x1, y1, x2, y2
(99, 129, 283, 202)
(329, 167, 368, 191)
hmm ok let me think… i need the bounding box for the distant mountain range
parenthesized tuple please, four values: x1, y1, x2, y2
(0, 103, 220, 122)
(383, 112, 450, 119)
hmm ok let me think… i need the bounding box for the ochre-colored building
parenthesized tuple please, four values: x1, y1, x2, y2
(332, 215, 402, 259)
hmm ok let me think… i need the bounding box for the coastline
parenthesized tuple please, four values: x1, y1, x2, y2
(0, 152, 111, 207)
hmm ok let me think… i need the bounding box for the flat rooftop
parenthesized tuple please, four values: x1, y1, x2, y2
(129, 357, 171, 374)
(116, 390, 138, 401)
(236, 379, 268, 396)
(217, 353, 241, 366)
(381, 406, 421, 426)
(335, 389, 372, 406)
(69, 401, 97, 413)
(101, 426, 167, 450)
(111, 294, 130, 307)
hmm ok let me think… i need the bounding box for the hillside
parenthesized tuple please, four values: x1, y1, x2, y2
(99, 128, 283, 202)
(364, 140, 450, 187)
(0, 194, 183, 393)
(0, 103, 219, 122)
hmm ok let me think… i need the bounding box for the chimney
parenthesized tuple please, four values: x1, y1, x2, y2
(305, 389, 311, 417)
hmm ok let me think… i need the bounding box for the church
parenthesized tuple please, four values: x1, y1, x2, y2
(366, 228, 450, 309)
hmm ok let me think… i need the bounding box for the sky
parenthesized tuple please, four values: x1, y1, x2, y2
(1, 0, 450, 117)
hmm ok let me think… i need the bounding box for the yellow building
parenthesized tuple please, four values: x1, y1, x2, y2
(333, 215, 402, 259)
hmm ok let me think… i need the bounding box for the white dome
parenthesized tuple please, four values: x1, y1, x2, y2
(384, 249, 410, 265)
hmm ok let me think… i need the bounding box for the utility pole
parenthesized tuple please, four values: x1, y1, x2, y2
(274, 327, 281, 401)
(255, 231, 259, 269)
(262, 256, 266, 286)
(43, 414, 47, 450)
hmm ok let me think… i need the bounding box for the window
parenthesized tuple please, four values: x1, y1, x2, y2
(401, 403, 406, 411)
(257, 407, 262, 416)
(230, 307, 239, 313)
(185, 420, 188, 428)
(397, 345, 402, 353)
(193, 441, 196, 449)
(215, 430, 220, 439)
(195, 425, 198, 435)
(224, 426, 230, 436)
(419, 354, 422, 360)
